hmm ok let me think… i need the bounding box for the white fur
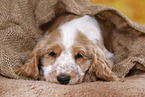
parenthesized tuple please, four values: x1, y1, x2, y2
(59, 26, 77, 49)
(43, 15, 114, 84)
(59, 15, 102, 45)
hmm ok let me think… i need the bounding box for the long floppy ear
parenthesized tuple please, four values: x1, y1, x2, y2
(15, 44, 41, 79)
(89, 46, 120, 81)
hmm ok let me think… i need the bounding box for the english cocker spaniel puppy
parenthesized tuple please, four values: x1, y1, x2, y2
(15, 14, 119, 85)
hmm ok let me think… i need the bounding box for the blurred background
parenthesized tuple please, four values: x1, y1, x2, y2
(90, 0, 145, 24)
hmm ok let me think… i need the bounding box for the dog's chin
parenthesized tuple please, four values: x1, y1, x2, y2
(44, 74, 84, 85)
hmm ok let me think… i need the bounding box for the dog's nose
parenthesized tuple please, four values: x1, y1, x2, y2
(57, 75, 70, 85)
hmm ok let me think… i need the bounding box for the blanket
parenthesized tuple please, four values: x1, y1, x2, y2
(0, 0, 145, 96)
(1, 74, 145, 96)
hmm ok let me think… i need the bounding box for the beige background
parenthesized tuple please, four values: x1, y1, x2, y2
(90, 0, 145, 24)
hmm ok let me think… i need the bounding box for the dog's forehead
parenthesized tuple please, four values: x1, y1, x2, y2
(59, 15, 102, 48)
(59, 27, 77, 49)
(44, 15, 102, 51)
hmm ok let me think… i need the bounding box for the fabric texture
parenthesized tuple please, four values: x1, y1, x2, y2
(0, 0, 145, 96)
(0, 74, 145, 96)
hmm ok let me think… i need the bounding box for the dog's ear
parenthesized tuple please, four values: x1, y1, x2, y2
(89, 46, 120, 81)
(15, 43, 41, 79)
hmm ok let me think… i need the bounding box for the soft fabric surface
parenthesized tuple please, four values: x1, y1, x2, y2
(0, 0, 145, 96)
(1, 74, 145, 97)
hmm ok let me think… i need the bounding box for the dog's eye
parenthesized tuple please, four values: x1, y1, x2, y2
(75, 53, 83, 60)
(49, 52, 56, 58)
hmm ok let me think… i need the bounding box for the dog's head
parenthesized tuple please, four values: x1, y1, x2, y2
(15, 15, 119, 85)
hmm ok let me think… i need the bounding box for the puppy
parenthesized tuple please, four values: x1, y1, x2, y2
(15, 14, 119, 85)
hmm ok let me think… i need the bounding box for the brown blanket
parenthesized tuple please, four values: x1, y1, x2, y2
(1, 74, 145, 96)
(0, 0, 145, 96)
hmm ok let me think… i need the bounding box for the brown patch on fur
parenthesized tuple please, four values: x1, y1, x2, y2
(41, 14, 80, 35)
(89, 47, 120, 81)
(41, 29, 62, 45)
(75, 31, 94, 46)
(15, 44, 41, 79)
(15, 29, 63, 79)
(72, 32, 93, 73)
(41, 44, 63, 67)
